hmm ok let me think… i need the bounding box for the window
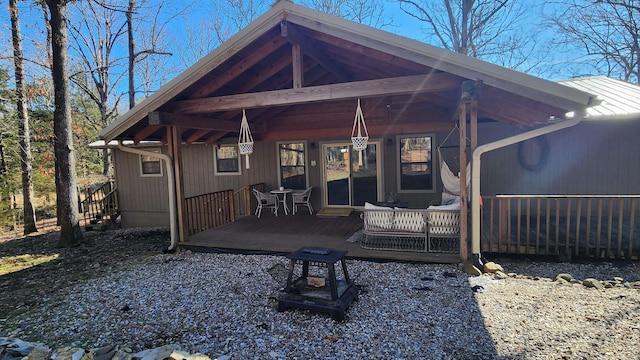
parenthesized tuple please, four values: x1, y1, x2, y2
(278, 142, 307, 190)
(397, 135, 434, 192)
(140, 149, 162, 177)
(215, 145, 241, 175)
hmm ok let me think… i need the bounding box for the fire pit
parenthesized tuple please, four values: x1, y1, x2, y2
(277, 247, 358, 321)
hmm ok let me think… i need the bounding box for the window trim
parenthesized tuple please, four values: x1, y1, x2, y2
(396, 134, 436, 194)
(276, 140, 309, 190)
(139, 148, 163, 177)
(214, 144, 242, 176)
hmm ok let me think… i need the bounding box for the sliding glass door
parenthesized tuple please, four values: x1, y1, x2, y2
(323, 142, 380, 207)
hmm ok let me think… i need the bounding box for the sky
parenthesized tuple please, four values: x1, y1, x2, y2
(0, 0, 594, 98)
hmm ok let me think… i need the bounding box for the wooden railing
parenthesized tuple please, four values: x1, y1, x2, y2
(81, 181, 119, 229)
(481, 195, 640, 260)
(183, 183, 265, 236)
(232, 183, 265, 218)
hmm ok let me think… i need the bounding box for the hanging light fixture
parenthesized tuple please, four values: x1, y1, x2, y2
(351, 98, 369, 166)
(238, 109, 254, 169)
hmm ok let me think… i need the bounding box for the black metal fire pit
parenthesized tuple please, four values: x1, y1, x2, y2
(277, 247, 358, 321)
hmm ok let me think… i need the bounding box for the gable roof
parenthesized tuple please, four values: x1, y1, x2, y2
(559, 76, 640, 120)
(100, 1, 598, 143)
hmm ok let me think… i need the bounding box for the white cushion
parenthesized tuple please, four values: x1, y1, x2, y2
(441, 192, 461, 205)
(427, 202, 461, 211)
(364, 202, 394, 230)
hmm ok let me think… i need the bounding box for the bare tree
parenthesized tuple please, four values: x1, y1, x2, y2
(547, 0, 639, 84)
(45, 0, 87, 247)
(10, 0, 38, 235)
(67, 0, 128, 178)
(126, 0, 178, 107)
(299, 0, 389, 27)
(397, 0, 545, 72)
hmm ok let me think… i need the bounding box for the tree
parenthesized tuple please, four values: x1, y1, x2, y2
(10, 0, 38, 235)
(299, 0, 388, 27)
(68, 0, 128, 178)
(397, 0, 545, 72)
(45, 0, 87, 247)
(547, 0, 639, 84)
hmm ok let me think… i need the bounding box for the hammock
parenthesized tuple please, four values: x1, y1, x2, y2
(438, 125, 470, 196)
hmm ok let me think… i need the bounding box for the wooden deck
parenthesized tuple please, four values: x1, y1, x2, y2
(181, 212, 460, 263)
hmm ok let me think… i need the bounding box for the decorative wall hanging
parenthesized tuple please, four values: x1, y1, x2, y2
(351, 98, 369, 166)
(238, 109, 254, 169)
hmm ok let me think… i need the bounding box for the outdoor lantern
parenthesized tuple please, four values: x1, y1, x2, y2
(351, 98, 369, 166)
(238, 109, 254, 169)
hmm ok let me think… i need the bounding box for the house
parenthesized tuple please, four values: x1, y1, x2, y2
(98, 1, 602, 262)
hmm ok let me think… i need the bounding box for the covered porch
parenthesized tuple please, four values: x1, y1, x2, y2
(181, 211, 459, 263)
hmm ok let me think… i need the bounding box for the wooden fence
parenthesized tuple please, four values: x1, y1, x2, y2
(183, 183, 265, 236)
(481, 195, 640, 260)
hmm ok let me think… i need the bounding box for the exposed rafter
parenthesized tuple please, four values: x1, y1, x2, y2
(187, 36, 289, 99)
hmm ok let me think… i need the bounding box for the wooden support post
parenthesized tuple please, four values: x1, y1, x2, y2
(459, 102, 468, 262)
(168, 126, 186, 243)
(292, 43, 303, 88)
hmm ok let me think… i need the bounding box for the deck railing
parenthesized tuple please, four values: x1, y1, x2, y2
(81, 181, 119, 229)
(233, 183, 265, 218)
(184, 183, 265, 236)
(481, 195, 640, 260)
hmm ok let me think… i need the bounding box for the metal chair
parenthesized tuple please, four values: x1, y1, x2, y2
(292, 187, 313, 215)
(252, 189, 279, 218)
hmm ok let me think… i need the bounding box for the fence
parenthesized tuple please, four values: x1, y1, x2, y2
(481, 195, 640, 260)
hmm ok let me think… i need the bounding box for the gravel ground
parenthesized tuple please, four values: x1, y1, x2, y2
(2, 250, 639, 360)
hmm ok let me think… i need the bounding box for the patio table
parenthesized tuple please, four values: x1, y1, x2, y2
(270, 189, 293, 215)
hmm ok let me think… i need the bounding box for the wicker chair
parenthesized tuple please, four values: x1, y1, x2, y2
(292, 187, 313, 215)
(252, 189, 279, 218)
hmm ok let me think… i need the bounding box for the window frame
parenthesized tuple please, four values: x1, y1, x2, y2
(396, 134, 436, 193)
(139, 148, 163, 177)
(214, 144, 242, 176)
(277, 141, 309, 190)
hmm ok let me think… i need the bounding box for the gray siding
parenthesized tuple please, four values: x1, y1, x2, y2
(470, 119, 640, 196)
(114, 148, 170, 228)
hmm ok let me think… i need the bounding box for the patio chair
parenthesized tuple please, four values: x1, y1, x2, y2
(292, 187, 313, 215)
(252, 189, 279, 218)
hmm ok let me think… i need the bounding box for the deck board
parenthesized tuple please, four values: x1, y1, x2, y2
(181, 212, 460, 263)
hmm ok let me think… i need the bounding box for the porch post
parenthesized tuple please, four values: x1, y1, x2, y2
(458, 103, 468, 262)
(168, 126, 186, 242)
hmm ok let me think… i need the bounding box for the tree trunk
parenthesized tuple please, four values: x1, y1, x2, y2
(128, 0, 136, 109)
(46, 0, 88, 246)
(10, 0, 38, 235)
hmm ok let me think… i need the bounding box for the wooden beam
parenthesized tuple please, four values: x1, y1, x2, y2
(283, 23, 351, 81)
(188, 36, 288, 99)
(134, 125, 163, 144)
(149, 111, 261, 133)
(186, 129, 212, 144)
(167, 73, 461, 114)
(292, 43, 303, 88)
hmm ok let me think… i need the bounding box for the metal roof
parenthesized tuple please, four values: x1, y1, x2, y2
(559, 76, 640, 120)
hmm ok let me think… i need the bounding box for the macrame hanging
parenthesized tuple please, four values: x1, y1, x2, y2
(351, 98, 369, 166)
(238, 109, 254, 169)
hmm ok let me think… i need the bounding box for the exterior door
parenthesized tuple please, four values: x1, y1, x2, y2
(322, 142, 380, 207)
